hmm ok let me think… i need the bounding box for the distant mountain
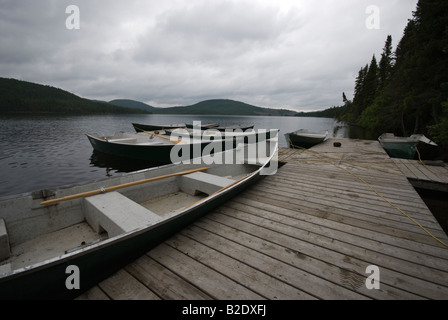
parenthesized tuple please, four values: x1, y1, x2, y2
(0, 78, 149, 115)
(0, 78, 301, 116)
(154, 99, 299, 116)
(108, 99, 158, 113)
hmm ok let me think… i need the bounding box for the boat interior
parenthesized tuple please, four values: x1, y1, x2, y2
(90, 131, 176, 145)
(0, 162, 260, 274)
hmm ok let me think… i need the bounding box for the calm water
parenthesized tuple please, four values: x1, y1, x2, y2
(0, 114, 348, 198)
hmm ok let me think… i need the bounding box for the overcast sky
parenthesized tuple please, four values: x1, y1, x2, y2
(0, 0, 418, 111)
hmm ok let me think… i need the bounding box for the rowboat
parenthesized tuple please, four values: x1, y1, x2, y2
(185, 123, 255, 131)
(0, 141, 278, 299)
(184, 123, 220, 130)
(132, 122, 226, 133)
(86, 129, 278, 164)
(378, 133, 438, 159)
(86, 131, 215, 164)
(285, 129, 328, 149)
(132, 123, 186, 132)
(165, 127, 276, 143)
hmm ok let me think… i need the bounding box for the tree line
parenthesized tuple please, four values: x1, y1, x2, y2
(336, 0, 448, 155)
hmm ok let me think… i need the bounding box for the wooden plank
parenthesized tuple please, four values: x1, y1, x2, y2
(248, 182, 445, 235)
(183, 222, 369, 300)
(125, 254, 212, 300)
(425, 165, 448, 182)
(411, 161, 445, 183)
(264, 175, 438, 227)
(204, 210, 448, 299)
(194, 215, 435, 299)
(75, 285, 110, 300)
(267, 173, 431, 214)
(241, 189, 448, 255)
(402, 159, 430, 181)
(275, 168, 418, 198)
(289, 160, 412, 185)
(148, 243, 265, 300)
(259, 171, 439, 222)
(220, 198, 448, 278)
(284, 162, 414, 190)
(165, 233, 316, 300)
(97, 269, 160, 300)
(274, 170, 425, 204)
(392, 159, 416, 179)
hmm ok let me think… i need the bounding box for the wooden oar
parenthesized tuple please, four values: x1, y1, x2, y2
(133, 126, 185, 144)
(40, 166, 210, 206)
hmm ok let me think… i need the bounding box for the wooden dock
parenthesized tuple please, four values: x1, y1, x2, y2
(76, 138, 448, 300)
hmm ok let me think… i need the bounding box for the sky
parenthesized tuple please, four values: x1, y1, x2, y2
(0, 0, 418, 112)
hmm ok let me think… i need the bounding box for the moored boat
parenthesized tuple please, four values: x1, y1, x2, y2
(86, 129, 278, 164)
(86, 131, 219, 164)
(378, 133, 438, 159)
(185, 123, 255, 131)
(0, 141, 278, 299)
(165, 127, 276, 143)
(132, 123, 186, 132)
(285, 129, 328, 149)
(184, 123, 220, 130)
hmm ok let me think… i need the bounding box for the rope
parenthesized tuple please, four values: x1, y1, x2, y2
(416, 147, 448, 180)
(286, 139, 448, 249)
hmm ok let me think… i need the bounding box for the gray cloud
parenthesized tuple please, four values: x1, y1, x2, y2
(0, 0, 418, 111)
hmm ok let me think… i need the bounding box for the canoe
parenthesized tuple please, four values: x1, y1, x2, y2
(86, 129, 278, 164)
(0, 141, 278, 299)
(285, 129, 328, 149)
(132, 123, 186, 132)
(378, 133, 438, 159)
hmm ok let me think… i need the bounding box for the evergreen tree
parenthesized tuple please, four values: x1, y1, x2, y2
(351, 56, 379, 121)
(363, 55, 379, 108)
(350, 65, 368, 121)
(378, 35, 394, 91)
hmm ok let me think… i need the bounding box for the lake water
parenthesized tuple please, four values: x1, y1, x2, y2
(0, 114, 348, 198)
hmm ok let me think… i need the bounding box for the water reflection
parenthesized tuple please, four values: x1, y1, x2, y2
(89, 151, 163, 177)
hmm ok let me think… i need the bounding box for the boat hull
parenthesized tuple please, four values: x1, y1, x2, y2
(86, 134, 238, 164)
(132, 123, 185, 132)
(285, 132, 327, 149)
(377, 133, 437, 159)
(185, 124, 255, 131)
(379, 141, 418, 159)
(86, 130, 276, 164)
(0, 169, 263, 300)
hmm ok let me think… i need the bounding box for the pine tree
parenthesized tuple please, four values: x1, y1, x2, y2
(350, 65, 368, 121)
(378, 35, 394, 91)
(363, 55, 379, 108)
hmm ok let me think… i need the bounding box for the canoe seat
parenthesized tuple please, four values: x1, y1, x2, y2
(0, 219, 10, 261)
(181, 172, 234, 196)
(83, 192, 162, 238)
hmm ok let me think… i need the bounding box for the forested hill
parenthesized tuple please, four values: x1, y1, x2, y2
(336, 0, 448, 152)
(156, 99, 299, 116)
(108, 99, 157, 113)
(0, 78, 148, 114)
(0, 78, 299, 116)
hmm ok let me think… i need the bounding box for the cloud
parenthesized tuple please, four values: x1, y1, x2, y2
(0, 0, 418, 111)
